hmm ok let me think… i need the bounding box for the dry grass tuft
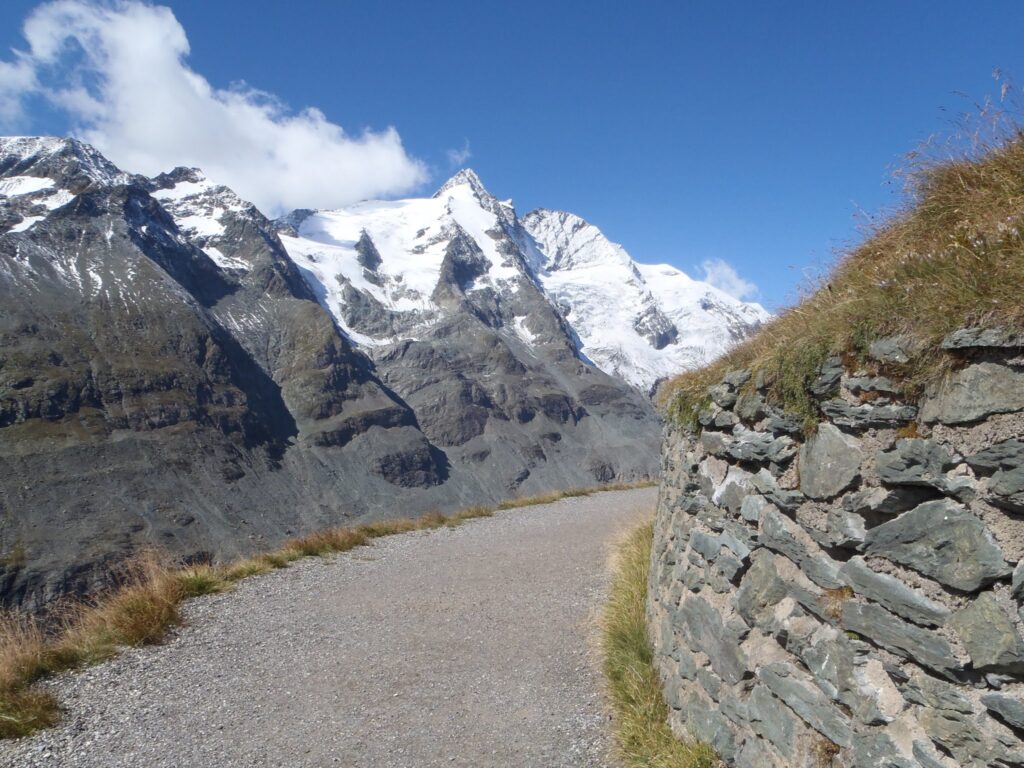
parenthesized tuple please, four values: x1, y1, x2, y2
(661, 122, 1024, 430)
(821, 586, 855, 622)
(497, 480, 654, 510)
(176, 564, 232, 598)
(0, 480, 648, 739)
(601, 521, 719, 767)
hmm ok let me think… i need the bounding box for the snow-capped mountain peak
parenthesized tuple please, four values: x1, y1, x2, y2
(0, 136, 129, 190)
(522, 207, 770, 390)
(434, 168, 490, 199)
(276, 168, 533, 346)
(270, 172, 768, 391)
(434, 167, 516, 226)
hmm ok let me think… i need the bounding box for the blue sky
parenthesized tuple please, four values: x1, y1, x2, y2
(2, 1, 1023, 309)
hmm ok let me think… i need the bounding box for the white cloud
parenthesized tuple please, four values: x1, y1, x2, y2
(0, 56, 37, 125)
(699, 258, 759, 301)
(0, 0, 428, 213)
(446, 140, 472, 167)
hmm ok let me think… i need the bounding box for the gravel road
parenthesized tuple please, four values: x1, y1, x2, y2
(1, 487, 656, 768)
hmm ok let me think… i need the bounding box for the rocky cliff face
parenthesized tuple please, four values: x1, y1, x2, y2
(648, 331, 1024, 767)
(0, 139, 660, 610)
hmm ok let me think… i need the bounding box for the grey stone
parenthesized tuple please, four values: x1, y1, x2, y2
(966, 439, 1024, 513)
(1014, 561, 1024, 602)
(820, 399, 918, 429)
(850, 732, 918, 768)
(697, 667, 723, 700)
(746, 684, 797, 754)
(762, 406, 803, 437)
(675, 645, 698, 680)
(739, 494, 769, 523)
(985, 672, 1016, 689)
(827, 507, 867, 549)
(981, 693, 1024, 731)
(862, 499, 1011, 592)
(700, 429, 732, 457)
(735, 391, 766, 423)
(758, 662, 854, 747)
(912, 740, 951, 768)
(676, 596, 748, 684)
(842, 602, 960, 676)
(844, 375, 899, 395)
(902, 671, 973, 713)
(724, 368, 752, 388)
(691, 530, 723, 561)
(718, 477, 752, 516)
(717, 690, 748, 727)
(698, 406, 719, 428)
(918, 704, 1024, 767)
(719, 525, 753, 561)
(842, 658, 907, 727)
(713, 409, 740, 429)
(726, 427, 797, 465)
(709, 382, 738, 409)
(839, 556, 950, 627)
(799, 423, 862, 499)
(949, 592, 1024, 672)
(843, 485, 932, 516)
(869, 335, 915, 364)
(809, 355, 844, 397)
(876, 438, 957, 487)
(714, 552, 744, 583)
(967, 439, 1024, 473)
(735, 550, 787, 628)
(941, 327, 1024, 350)
(760, 506, 842, 589)
(797, 633, 845, 699)
(684, 696, 738, 761)
(920, 362, 1024, 424)
(749, 469, 806, 513)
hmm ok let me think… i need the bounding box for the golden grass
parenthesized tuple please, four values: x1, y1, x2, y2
(821, 586, 855, 622)
(601, 521, 719, 767)
(661, 125, 1024, 430)
(496, 480, 655, 510)
(0, 480, 652, 739)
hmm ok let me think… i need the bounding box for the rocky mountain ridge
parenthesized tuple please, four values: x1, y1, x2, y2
(1, 137, 749, 610)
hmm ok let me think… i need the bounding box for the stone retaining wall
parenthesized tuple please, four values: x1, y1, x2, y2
(648, 330, 1024, 767)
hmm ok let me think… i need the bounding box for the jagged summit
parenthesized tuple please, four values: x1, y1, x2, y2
(0, 135, 128, 189)
(151, 166, 208, 187)
(433, 168, 491, 200)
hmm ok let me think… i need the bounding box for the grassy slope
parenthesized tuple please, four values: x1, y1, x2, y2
(662, 128, 1024, 428)
(601, 521, 719, 768)
(0, 481, 650, 739)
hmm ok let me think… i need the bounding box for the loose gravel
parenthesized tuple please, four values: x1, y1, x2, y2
(1, 487, 656, 768)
